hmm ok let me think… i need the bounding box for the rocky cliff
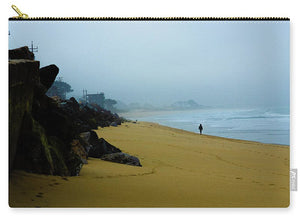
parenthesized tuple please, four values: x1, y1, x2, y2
(9, 47, 141, 177)
(9, 59, 40, 171)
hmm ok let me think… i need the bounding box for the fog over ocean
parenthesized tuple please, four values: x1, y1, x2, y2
(126, 107, 290, 145)
(9, 21, 290, 145)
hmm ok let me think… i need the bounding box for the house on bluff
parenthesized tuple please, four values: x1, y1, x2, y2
(86, 93, 105, 108)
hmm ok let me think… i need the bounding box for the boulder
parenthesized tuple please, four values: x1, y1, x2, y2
(88, 134, 121, 158)
(38, 64, 59, 90)
(9, 46, 35, 60)
(100, 152, 142, 167)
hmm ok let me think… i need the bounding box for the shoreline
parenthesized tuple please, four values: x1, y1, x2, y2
(119, 109, 290, 146)
(123, 120, 290, 146)
(139, 121, 289, 147)
(9, 121, 289, 207)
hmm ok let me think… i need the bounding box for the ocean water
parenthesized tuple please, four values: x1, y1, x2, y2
(127, 107, 290, 145)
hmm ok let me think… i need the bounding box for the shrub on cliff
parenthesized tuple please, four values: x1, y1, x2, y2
(46, 79, 73, 100)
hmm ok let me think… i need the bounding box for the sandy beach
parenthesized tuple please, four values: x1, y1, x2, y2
(9, 121, 289, 207)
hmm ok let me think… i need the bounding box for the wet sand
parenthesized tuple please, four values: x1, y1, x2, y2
(9, 121, 289, 207)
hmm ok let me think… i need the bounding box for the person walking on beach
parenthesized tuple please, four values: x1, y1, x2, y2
(199, 124, 203, 135)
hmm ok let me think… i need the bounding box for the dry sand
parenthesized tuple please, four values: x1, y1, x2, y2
(9, 121, 289, 207)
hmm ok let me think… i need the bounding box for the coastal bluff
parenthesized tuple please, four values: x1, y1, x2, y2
(9, 47, 140, 177)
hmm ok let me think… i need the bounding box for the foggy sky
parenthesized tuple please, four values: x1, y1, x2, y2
(9, 21, 289, 108)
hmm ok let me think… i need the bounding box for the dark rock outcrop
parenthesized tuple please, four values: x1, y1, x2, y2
(79, 131, 91, 153)
(51, 98, 123, 134)
(9, 59, 40, 170)
(100, 152, 142, 167)
(79, 131, 90, 144)
(70, 139, 88, 164)
(79, 129, 142, 167)
(9, 46, 35, 60)
(88, 135, 121, 158)
(9, 57, 82, 176)
(14, 112, 69, 175)
(39, 64, 59, 90)
(9, 46, 141, 176)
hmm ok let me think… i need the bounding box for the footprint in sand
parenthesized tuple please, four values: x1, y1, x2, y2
(48, 182, 61, 186)
(35, 192, 44, 198)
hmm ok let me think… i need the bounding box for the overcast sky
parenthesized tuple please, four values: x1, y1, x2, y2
(9, 20, 289, 108)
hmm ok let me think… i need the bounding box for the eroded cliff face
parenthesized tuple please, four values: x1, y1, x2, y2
(9, 47, 141, 176)
(9, 48, 82, 176)
(9, 59, 40, 171)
